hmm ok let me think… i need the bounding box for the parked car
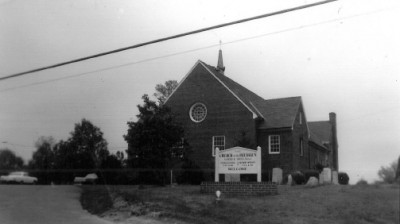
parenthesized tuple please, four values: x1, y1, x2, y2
(0, 171, 38, 184)
(74, 173, 98, 185)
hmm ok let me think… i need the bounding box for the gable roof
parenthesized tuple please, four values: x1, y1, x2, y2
(165, 60, 302, 129)
(308, 121, 331, 150)
(201, 62, 265, 118)
(255, 97, 302, 129)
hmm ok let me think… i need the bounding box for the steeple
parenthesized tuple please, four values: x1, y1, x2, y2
(217, 49, 225, 74)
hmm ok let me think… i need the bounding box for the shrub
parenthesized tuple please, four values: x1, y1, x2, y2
(338, 172, 349, 185)
(355, 179, 368, 186)
(301, 169, 320, 182)
(314, 163, 324, 173)
(291, 171, 306, 185)
(176, 160, 204, 185)
(378, 160, 398, 184)
(80, 185, 113, 214)
(282, 175, 288, 185)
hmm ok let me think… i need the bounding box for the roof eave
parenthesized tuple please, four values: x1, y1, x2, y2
(308, 139, 329, 151)
(257, 126, 292, 131)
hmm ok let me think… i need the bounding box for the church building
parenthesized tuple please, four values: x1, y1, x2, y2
(165, 51, 338, 181)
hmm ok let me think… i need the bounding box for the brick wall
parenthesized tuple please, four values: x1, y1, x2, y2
(291, 105, 310, 170)
(166, 63, 257, 176)
(257, 129, 293, 178)
(200, 182, 278, 196)
(257, 104, 310, 179)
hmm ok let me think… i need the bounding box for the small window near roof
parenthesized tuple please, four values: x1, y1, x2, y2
(268, 135, 280, 154)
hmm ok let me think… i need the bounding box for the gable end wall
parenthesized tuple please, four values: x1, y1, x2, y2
(166, 64, 257, 178)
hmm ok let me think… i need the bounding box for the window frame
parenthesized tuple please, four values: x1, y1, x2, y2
(268, 135, 280, 154)
(212, 135, 225, 157)
(189, 103, 207, 123)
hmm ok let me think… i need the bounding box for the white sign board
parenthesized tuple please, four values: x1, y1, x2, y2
(215, 146, 262, 182)
(218, 148, 258, 173)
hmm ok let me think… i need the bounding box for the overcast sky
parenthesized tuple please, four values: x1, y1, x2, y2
(0, 0, 399, 184)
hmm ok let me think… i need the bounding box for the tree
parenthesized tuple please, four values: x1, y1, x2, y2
(52, 119, 110, 170)
(101, 154, 123, 169)
(68, 119, 110, 169)
(124, 94, 187, 184)
(153, 80, 178, 104)
(47, 120, 111, 184)
(378, 159, 398, 184)
(27, 136, 56, 184)
(29, 136, 55, 170)
(0, 149, 24, 170)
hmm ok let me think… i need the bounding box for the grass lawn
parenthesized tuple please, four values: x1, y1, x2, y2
(80, 184, 399, 224)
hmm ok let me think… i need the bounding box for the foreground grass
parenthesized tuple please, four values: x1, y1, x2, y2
(80, 184, 399, 224)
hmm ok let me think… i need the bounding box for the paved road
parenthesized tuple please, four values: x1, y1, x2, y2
(0, 185, 113, 224)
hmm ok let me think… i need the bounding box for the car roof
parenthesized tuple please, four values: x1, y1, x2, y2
(10, 171, 27, 175)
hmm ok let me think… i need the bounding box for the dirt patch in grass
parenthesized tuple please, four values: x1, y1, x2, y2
(80, 184, 400, 224)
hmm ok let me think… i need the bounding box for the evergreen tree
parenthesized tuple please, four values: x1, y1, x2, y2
(124, 95, 187, 184)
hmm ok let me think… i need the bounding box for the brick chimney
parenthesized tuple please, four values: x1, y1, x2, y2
(216, 49, 225, 74)
(329, 112, 338, 170)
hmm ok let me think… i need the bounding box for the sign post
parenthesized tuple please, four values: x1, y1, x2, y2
(215, 147, 220, 182)
(257, 146, 261, 182)
(215, 146, 262, 182)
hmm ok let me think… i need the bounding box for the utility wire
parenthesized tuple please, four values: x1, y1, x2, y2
(0, 4, 394, 93)
(0, 0, 337, 81)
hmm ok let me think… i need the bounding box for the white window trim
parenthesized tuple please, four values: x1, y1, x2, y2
(212, 135, 225, 157)
(189, 103, 207, 123)
(268, 135, 280, 154)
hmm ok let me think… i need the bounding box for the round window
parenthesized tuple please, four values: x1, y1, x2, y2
(189, 103, 207, 123)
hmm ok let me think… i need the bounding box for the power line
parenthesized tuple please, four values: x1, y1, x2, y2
(0, 4, 394, 93)
(0, 0, 337, 81)
(0, 44, 220, 92)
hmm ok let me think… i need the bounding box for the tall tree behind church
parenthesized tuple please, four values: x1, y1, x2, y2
(154, 80, 178, 105)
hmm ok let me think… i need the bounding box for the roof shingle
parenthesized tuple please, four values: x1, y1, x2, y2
(255, 97, 301, 129)
(308, 121, 332, 149)
(201, 61, 301, 129)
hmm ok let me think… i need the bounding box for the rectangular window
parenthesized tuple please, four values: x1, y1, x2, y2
(172, 137, 184, 149)
(299, 138, 304, 156)
(268, 135, 280, 154)
(212, 136, 225, 156)
(178, 138, 184, 149)
(171, 138, 185, 158)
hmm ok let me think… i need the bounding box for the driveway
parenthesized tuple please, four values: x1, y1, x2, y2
(0, 185, 113, 224)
